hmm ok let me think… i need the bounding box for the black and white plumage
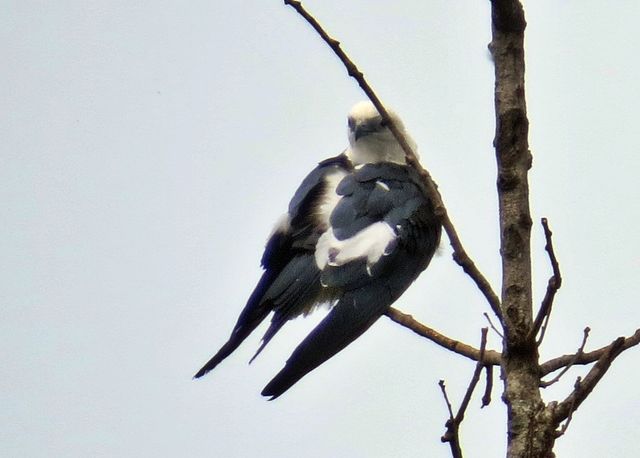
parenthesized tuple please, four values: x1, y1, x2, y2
(194, 101, 441, 399)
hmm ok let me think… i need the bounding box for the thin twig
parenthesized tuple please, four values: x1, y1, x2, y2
(283, 0, 504, 325)
(554, 376, 580, 438)
(438, 329, 488, 458)
(385, 308, 500, 365)
(536, 313, 552, 347)
(553, 336, 627, 424)
(540, 328, 640, 375)
(439, 380, 456, 421)
(530, 218, 562, 343)
(483, 312, 504, 338)
(454, 328, 489, 424)
(481, 366, 493, 408)
(438, 380, 463, 458)
(540, 327, 590, 388)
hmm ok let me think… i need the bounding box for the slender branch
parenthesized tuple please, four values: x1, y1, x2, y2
(455, 328, 489, 423)
(536, 313, 552, 348)
(439, 380, 456, 420)
(439, 329, 489, 458)
(385, 308, 501, 365)
(540, 327, 589, 388)
(438, 380, 463, 458)
(530, 218, 563, 342)
(284, 0, 504, 324)
(540, 328, 640, 375)
(484, 312, 504, 338)
(554, 377, 580, 438)
(553, 336, 627, 424)
(482, 366, 494, 408)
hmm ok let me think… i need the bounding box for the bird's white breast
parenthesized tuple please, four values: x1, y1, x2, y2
(315, 169, 349, 229)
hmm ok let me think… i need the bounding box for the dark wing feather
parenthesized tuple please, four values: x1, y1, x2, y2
(194, 154, 352, 379)
(262, 282, 393, 399)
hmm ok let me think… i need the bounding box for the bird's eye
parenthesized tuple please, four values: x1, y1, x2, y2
(380, 119, 388, 128)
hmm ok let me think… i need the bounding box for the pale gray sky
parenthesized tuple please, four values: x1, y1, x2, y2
(2, 1, 639, 457)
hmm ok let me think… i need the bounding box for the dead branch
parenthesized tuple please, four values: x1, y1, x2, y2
(283, 0, 504, 325)
(482, 366, 494, 408)
(553, 336, 627, 425)
(484, 312, 504, 338)
(438, 380, 463, 458)
(455, 328, 489, 422)
(553, 376, 580, 438)
(530, 218, 562, 343)
(439, 380, 456, 420)
(540, 328, 640, 375)
(439, 329, 489, 458)
(540, 327, 589, 388)
(385, 308, 500, 365)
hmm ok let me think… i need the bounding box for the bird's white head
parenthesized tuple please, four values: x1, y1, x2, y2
(345, 100, 417, 166)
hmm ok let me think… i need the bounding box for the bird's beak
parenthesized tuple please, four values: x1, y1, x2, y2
(354, 124, 374, 141)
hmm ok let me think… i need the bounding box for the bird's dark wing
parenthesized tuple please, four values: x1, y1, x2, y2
(262, 162, 441, 398)
(194, 154, 352, 379)
(321, 163, 441, 287)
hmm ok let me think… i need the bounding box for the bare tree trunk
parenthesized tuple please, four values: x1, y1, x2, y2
(489, 1, 556, 456)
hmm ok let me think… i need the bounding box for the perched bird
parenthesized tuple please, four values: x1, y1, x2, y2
(195, 101, 441, 399)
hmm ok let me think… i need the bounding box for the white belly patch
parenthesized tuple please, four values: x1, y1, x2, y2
(314, 222, 397, 270)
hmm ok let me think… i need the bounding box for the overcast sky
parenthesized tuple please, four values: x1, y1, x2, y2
(2, 1, 639, 457)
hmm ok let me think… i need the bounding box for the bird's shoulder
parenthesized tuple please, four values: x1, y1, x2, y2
(261, 153, 352, 269)
(330, 162, 431, 239)
(287, 153, 352, 217)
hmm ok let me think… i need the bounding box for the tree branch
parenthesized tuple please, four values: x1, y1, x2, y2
(438, 380, 463, 458)
(454, 328, 489, 423)
(552, 377, 580, 438)
(439, 329, 489, 458)
(540, 328, 640, 375)
(540, 327, 589, 388)
(385, 308, 500, 365)
(530, 218, 562, 343)
(481, 365, 494, 408)
(553, 336, 627, 425)
(484, 312, 504, 338)
(283, 0, 504, 324)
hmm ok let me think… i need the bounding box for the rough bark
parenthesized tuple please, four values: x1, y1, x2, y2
(490, 1, 556, 456)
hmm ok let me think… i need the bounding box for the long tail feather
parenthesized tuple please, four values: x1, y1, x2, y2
(193, 269, 276, 378)
(194, 324, 261, 378)
(261, 285, 392, 399)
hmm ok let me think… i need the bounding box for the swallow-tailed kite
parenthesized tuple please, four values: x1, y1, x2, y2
(195, 101, 441, 399)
